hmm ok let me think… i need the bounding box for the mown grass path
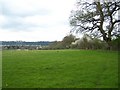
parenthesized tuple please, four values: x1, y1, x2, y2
(2, 50, 118, 88)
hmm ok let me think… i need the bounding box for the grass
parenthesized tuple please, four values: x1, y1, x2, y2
(2, 50, 118, 88)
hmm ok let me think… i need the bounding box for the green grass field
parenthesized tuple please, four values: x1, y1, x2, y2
(2, 50, 118, 88)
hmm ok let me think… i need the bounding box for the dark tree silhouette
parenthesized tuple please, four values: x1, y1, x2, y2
(70, 0, 120, 49)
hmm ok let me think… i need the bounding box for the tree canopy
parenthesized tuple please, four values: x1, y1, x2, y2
(70, 0, 120, 48)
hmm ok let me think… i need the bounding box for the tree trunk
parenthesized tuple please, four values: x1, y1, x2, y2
(106, 38, 112, 50)
(103, 35, 112, 50)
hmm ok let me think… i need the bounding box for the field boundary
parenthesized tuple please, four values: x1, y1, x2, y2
(0, 41, 2, 90)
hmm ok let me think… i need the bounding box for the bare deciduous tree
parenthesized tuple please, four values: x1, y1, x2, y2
(70, 0, 120, 49)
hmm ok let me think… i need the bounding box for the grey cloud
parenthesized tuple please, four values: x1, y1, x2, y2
(0, 2, 53, 31)
(2, 4, 52, 17)
(1, 21, 31, 30)
(1, 15, 51, 31)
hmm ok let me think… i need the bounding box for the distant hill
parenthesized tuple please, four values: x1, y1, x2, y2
(1, 41, 53, 46)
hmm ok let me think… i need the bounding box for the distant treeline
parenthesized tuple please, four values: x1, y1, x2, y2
(1, 34, 120, 51)
(2, 41, 53, 46)
(1, 41, 54, 50)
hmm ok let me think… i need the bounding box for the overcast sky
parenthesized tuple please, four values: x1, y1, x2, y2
(0, 0, 76, 41)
